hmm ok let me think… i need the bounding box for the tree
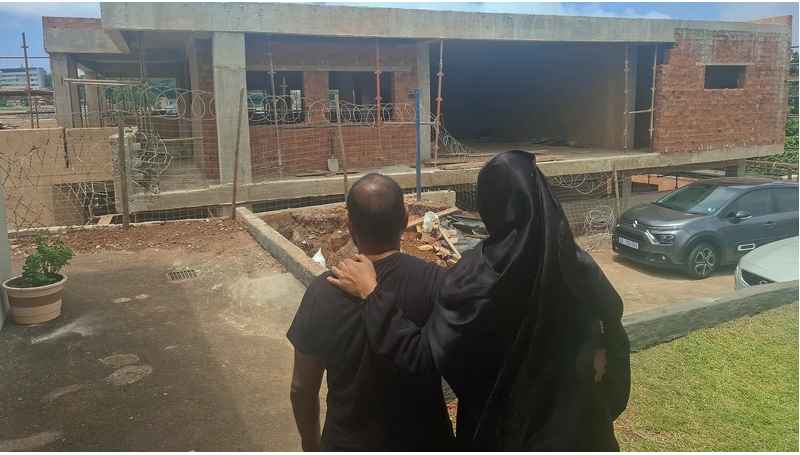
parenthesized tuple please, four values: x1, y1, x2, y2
(43, 72, 52, 90)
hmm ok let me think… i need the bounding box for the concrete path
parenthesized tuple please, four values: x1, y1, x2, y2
(0, 248, 309, 451)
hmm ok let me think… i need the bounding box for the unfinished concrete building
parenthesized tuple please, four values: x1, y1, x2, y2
(38, 3, 794, 221)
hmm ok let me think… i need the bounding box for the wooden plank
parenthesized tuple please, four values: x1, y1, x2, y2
(746, 160, 799, 169)
(440, 162, 483, 170)
(406, 207, 459, 229)
(97, 214, 115, 225)
(441, 231, 462, 260)
(159, 137, 204, 143)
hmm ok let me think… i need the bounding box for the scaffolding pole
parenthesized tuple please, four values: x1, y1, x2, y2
(21, 33, 37, 128)
(138, 31, 150, 134)
(648, 44, 658, 151)
(622, 44, 629, 152)
(623, 43, 659, 152)
(375, 38, 382, 149)
(433, 40, 444, 162)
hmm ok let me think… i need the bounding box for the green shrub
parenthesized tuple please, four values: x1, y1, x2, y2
(17, 236, 75, 288)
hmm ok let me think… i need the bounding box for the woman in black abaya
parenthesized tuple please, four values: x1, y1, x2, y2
(329, 151, 631, 451)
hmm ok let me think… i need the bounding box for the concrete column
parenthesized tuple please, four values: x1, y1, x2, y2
(624, 45, 638, 151)
(212, 32, 251, 185)
(51, 53, 80, 128)
(620, 172, 633, 211)
(83, 69, 102, 127)
(186, 39, 206, 167)
(724, 159, 747, 177)
(0, 179, 12, 331)
(66, 56, 81, 127)
(416, 43, 432, 159)
(176, 63, 191, 139)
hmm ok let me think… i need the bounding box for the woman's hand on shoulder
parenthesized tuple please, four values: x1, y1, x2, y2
(328, 254, 377, 300)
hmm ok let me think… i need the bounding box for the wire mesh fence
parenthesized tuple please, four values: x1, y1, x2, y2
(2, 83, 792, 236)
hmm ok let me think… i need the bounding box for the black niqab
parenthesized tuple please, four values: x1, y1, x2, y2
(362, 151, 630, 451)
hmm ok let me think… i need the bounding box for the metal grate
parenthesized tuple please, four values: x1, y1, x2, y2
(167, 270, 198, 281)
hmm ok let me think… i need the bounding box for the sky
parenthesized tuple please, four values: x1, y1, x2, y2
(0, 1, 797, 73)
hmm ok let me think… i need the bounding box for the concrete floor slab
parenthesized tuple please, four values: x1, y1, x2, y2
(0, 242, 308, 451)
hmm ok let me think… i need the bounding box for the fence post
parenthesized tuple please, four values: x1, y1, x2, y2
(613, 165, 621, 220)
(117, 111, 130, 229)
(231, 87, 245, 219)
(413, 88, 421, 200)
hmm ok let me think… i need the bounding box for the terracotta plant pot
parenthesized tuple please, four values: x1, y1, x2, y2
(2, 274, 67, 324)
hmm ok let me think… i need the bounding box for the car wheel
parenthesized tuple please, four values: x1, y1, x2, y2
(684, 242, 717, 279)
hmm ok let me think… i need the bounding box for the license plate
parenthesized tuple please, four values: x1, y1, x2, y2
(618, 236, 639, 249)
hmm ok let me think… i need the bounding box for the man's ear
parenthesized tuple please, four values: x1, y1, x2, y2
(402, 206, 409, 229)
(345, 212, 358, 247)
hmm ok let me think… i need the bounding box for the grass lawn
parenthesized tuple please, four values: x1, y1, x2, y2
(615, 302, 799, 452)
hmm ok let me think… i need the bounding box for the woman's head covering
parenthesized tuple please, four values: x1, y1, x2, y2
(429, 151, 630, 451)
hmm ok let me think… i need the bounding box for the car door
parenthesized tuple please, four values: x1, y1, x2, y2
(771, 186, 799, 240)
(717, 188, 778, 262)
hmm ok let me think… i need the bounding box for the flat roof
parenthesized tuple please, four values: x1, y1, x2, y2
(99, 2, 791, 43)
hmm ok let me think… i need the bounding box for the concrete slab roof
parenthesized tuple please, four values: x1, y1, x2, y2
(99, 2, 791, 43)
(44, 27, 130, 54)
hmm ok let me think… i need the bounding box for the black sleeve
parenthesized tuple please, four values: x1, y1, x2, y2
(361, 287, 438, 383)
(286, 276, 325, 356)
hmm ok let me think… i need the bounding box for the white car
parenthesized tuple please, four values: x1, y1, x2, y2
(734, 236, 799, 290)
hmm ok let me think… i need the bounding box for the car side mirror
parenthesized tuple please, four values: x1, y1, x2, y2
(734, 211, 752, 221)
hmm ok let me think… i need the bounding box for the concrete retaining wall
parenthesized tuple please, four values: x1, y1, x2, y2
(622, 280, 799, 351)
(235, 206, 327, 287)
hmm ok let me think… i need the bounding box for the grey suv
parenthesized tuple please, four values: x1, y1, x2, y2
(612, 177, 799, 279)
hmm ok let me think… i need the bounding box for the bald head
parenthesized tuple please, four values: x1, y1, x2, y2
(346, 174, 406, 250)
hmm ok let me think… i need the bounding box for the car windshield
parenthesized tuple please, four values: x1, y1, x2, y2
(654, 183, 743, 214)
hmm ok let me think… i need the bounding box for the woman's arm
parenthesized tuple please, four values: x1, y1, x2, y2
(329, 256, 438, 383)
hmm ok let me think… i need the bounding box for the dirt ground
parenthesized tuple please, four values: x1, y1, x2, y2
(1, 219, 317, 451)
(263, 200, 463, 268)
(9, 218, 277, 278)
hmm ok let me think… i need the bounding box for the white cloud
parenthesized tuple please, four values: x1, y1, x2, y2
(715, 2, 798, 46)
(323, 1, 670, 19)
(0, 2, 100, 18)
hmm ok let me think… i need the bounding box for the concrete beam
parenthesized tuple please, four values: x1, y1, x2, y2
(87, 62, 181, 78)
(212, 32, 251, 185)
(724, 159, 747, 177)
(100, 2, 791, 43)
(124, 143, 784, 213)
(623, 280, 799, 351)
(44, 28, 129, 54)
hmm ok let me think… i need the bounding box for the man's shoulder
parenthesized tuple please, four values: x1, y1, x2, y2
(304, 271, 360, 305)
(395, 253, 446, 271)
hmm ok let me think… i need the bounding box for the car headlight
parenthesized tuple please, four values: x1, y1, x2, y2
(650, 226, 684, 232)
(655, 234, 675, 244)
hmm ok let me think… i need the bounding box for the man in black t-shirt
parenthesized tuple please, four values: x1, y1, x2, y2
(287, 174, 454, 451)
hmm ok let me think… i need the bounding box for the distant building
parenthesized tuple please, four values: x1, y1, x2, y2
(0, 67, 48, 89)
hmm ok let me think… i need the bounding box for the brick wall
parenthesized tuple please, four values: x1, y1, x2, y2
(245, 39, 420, 178)
(42, 17, 102, 29)
(652, 29, 791, 154)
(249, 125, 416, 179)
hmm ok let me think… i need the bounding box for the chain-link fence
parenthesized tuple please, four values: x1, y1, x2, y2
(3, 83, 793, 235)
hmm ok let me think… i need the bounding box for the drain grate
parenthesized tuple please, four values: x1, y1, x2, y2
(167, 270, 198, 281)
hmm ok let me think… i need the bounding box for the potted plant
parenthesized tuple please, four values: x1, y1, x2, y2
(2, 235, 75, 324)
